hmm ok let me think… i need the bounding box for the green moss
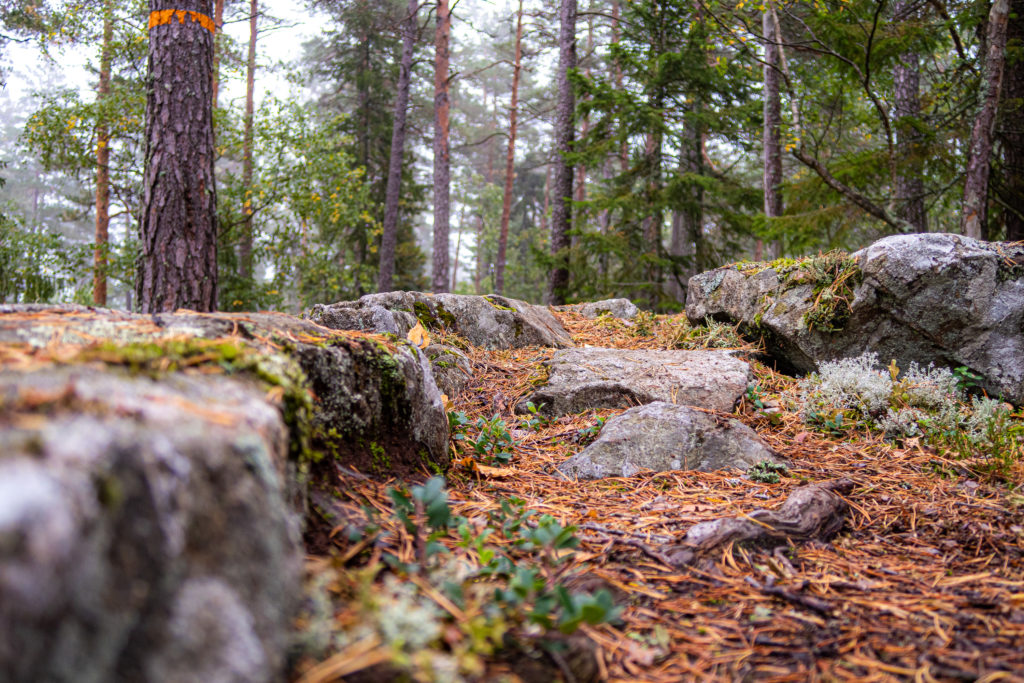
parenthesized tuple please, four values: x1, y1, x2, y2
(483, 296, 515, 311)
(412, 300, 456, 330)
(370, 441, 391, 472)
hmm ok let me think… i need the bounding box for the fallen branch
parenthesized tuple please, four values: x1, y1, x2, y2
(667, 478, 855, 566)
(744, 575, 834, 615)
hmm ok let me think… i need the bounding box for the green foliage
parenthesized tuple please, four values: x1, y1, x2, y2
(747, 461, 790, 484)
(575, 414, 606, 445)
(521, 402, 551, 431)
(797, 353, 1023, 479)
(0, 212, 85, 302)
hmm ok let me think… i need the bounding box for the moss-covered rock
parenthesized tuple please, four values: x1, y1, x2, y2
(686, 234, 1024, 404)
(308, 291, 573, 350)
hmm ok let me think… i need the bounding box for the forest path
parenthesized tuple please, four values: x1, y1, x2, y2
(299, 310, 1024, 682)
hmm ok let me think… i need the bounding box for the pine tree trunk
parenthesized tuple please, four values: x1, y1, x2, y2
(999, 0, 1024, 241)
(669, 113, 703, 305)
(495, 0, 523, 295)
(432, 0, 451, 293)
(893, 0, 927, 232)
(547, 0, 576, 306)
(211, 0, 224, 106)
(240, 0, 257, 281)
(93, 0, 113, 307)
(137, 1, 219, 312)
(962, 0, 1011, 239)
(763, 5, 783, 253)
(377, 0, 418, 292)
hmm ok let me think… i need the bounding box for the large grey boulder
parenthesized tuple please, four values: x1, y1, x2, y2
(686, 234, 1024, 404)
(0, 306, 449, 476)
(517, 348, 752, 417)
(556, 298, 639, 320)
(556, 402, 781, 480)
(308, 291, 574, 349)
(0, 366, 301, 683)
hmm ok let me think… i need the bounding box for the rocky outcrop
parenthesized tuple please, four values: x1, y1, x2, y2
(308, 292, 573, 350)
(517, 348, 752, 417)
(0, 366, 300, 683)
(0, 306, 449, 475)
(686, 234, 1024, 404)
(556, 402, 781, 480)
(556, 298, 639, 320)
(0, 304, 453, 681)
(424, 344, 473, 399)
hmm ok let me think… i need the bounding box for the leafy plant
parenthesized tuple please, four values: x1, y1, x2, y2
(471, 414, 516, 465)
(576, 414, 606, 445)
(521, 402, 551, 431)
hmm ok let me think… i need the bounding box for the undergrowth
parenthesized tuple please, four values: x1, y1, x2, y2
(302, 478, 621, 681)
(795, 353, 1023, 480)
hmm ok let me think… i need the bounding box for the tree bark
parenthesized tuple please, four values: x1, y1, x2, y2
(432, 0, 451, 293)
(546, 0, 576, 306)
(962, 0, 1011, 239)
(377, 0, 418, 292)
(93, 0, 114, 307)
(998, 0, 1024, 241)
(137, 1, 219, 313)
(239, 0, 257, 281)
(668, 113, 703, 304)
(763, 4, 783, 257)
(495, 0, 523, 295)
(893, 0, 927, 232)
(211, 0, 224, 106)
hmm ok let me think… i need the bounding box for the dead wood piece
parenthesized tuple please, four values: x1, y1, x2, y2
(744, 576, 834, 615)
(667, 478, 855, 566)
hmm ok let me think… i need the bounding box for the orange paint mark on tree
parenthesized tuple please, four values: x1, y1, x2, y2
(148, 9, 215, 34)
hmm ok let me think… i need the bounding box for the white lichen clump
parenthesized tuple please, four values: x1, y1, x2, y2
(797, 352, 1009, 444)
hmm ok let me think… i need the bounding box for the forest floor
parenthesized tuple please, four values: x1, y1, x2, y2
(292, 311, 1024, 683)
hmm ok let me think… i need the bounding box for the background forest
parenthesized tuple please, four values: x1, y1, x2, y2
(1, 0, 1021, 312)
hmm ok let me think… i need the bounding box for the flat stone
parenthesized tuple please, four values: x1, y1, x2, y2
(517, 348, 752, 417)
(556, 402, 781, 480)
(308, 292, 573, 349)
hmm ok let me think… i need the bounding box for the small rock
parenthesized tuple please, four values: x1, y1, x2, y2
(556, 402, 782, 480)
(517, 348, 752, 417)
(309, 292, 573, 350)
(557, 298, 639, 320)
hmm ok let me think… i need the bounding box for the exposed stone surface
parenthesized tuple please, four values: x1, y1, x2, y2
(556, 402, 781, 480)
(424, 344, 473, 398)
(308, 291, 573, 350)
(557, 298, 639, 320)
(517, 348, 752, 417)
(305, 303, 417, 338)
(0, 306, 449, 475)
(0, 366, 300, 683)
(686, 234, 1024, 404)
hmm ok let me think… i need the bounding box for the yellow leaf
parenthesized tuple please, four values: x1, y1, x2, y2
(406, 321, 430, 349)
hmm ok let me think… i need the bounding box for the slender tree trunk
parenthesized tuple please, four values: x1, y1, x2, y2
(211, 0, 224, 106)
(137, 1, 218, 312)
(669, 112, 703, 305)
(93, 0, 114, 307)
(547, 0, 576, 306)
(575, 11, 594, 206)
(239, 0, 257, 281)
(432, 0, 451, 292)
(962, 0, 1011, 239)
(378, 0, 418, 292)
(452, 206, 466, 292)
(999, 0, 1024, 241)
(762, 4, 783, 257)
(893, 0, 927, 232)
(495, 0, 524, 295)
(612, 0, 627, 173)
